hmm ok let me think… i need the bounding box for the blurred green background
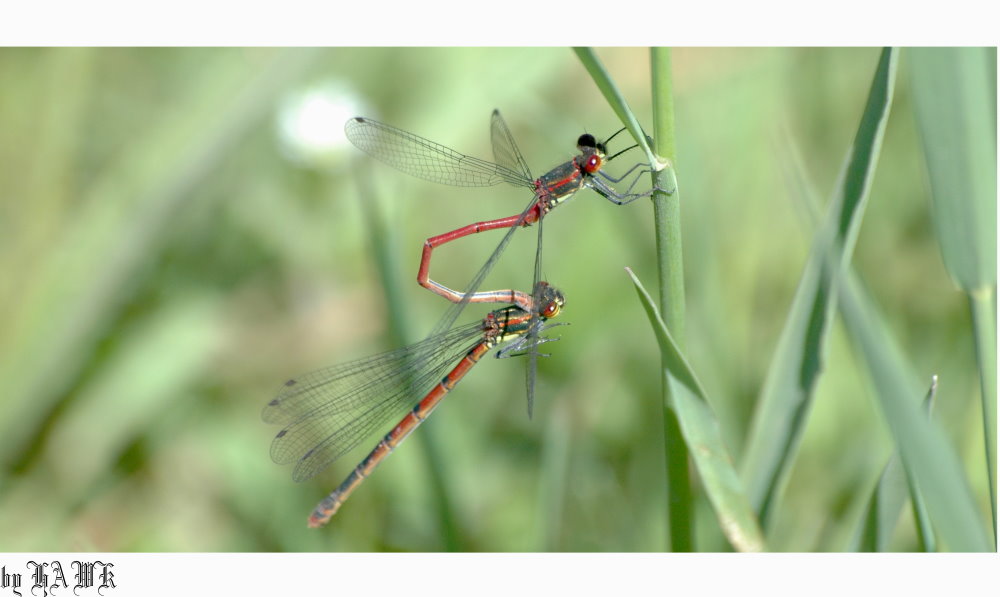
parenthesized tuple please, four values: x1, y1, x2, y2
(0, 48, 991, 551)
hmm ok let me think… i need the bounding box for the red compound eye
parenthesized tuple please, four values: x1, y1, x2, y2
(584, 154, 602, 173)
(542, 301, 560, 318)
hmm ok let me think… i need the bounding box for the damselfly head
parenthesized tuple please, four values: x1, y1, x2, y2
(577, 133, 608, 156)
(577, 133, 598, 150)
(531, 281, 565, 320)
(540, 296, 562, 319)
(576, 134, 608, 174)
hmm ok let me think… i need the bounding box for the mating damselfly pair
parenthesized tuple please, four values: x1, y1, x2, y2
(265, 110, 662, 527)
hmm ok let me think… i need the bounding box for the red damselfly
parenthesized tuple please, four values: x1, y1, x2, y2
(344, 110, 660, 310)
(346, 111, 659, 416)
(264, 281, 566, 527)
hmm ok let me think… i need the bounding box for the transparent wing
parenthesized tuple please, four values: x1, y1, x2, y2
(264, 321, 482, 482)
(525, 216, 545, 419)
(345, 117, 533, 189)
(490, 110, 534, 184)
(491, 109, 549, 416)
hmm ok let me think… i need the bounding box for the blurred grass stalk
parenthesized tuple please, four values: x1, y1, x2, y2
(0, 49, 322, 475)
(350, 159, 463, 551)
(908, 47, 997, 543)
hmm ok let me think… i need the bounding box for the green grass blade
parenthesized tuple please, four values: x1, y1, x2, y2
(909, 47, 997, 538)
(782, 127, 938, 552)
(536, 401, 572, 550)
(968, 290, 997, 538)
(649, 47, 692, 552)
(573, 47, 659, 168)
(626, 268, 766, 552)
(740, 48, 899, 526)
(909, 47, 996, 292)
(909, 378, 940, 552)
(851, 375, 939, 552)
(577, 47, 691, 550)
(781, 108, 987, 551)
(839, 274, 993, 551)
(650, 48, 685, 344)
(852, 449, 910, 552)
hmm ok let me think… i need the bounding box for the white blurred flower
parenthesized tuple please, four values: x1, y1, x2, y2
(276, 80, 371, 168)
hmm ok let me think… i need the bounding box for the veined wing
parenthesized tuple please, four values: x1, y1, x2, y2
(264, 321, 482, 482)
(345, 117, 533, 189)
(490, 110, 534, 184)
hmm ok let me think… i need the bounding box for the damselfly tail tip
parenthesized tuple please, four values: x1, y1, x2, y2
(307, 515, 329, 529)
(308, 508, 336, 529)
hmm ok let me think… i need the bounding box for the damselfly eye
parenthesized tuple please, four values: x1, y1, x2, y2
(541, 301, 561, 318)
(584, 154, 602, 174)
(577, 133, 597, 149)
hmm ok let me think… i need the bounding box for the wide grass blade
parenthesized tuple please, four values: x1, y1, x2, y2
(908, 47, 996, 292)
(839, 271, 993, 551)
(786, 122, 993, 551)
(740, 48, 899, 526)
(967, 291, 997, 537)
(781, 129, 938, 552)
(626, 268, 766, 552)
(909, 47, 997, 538)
